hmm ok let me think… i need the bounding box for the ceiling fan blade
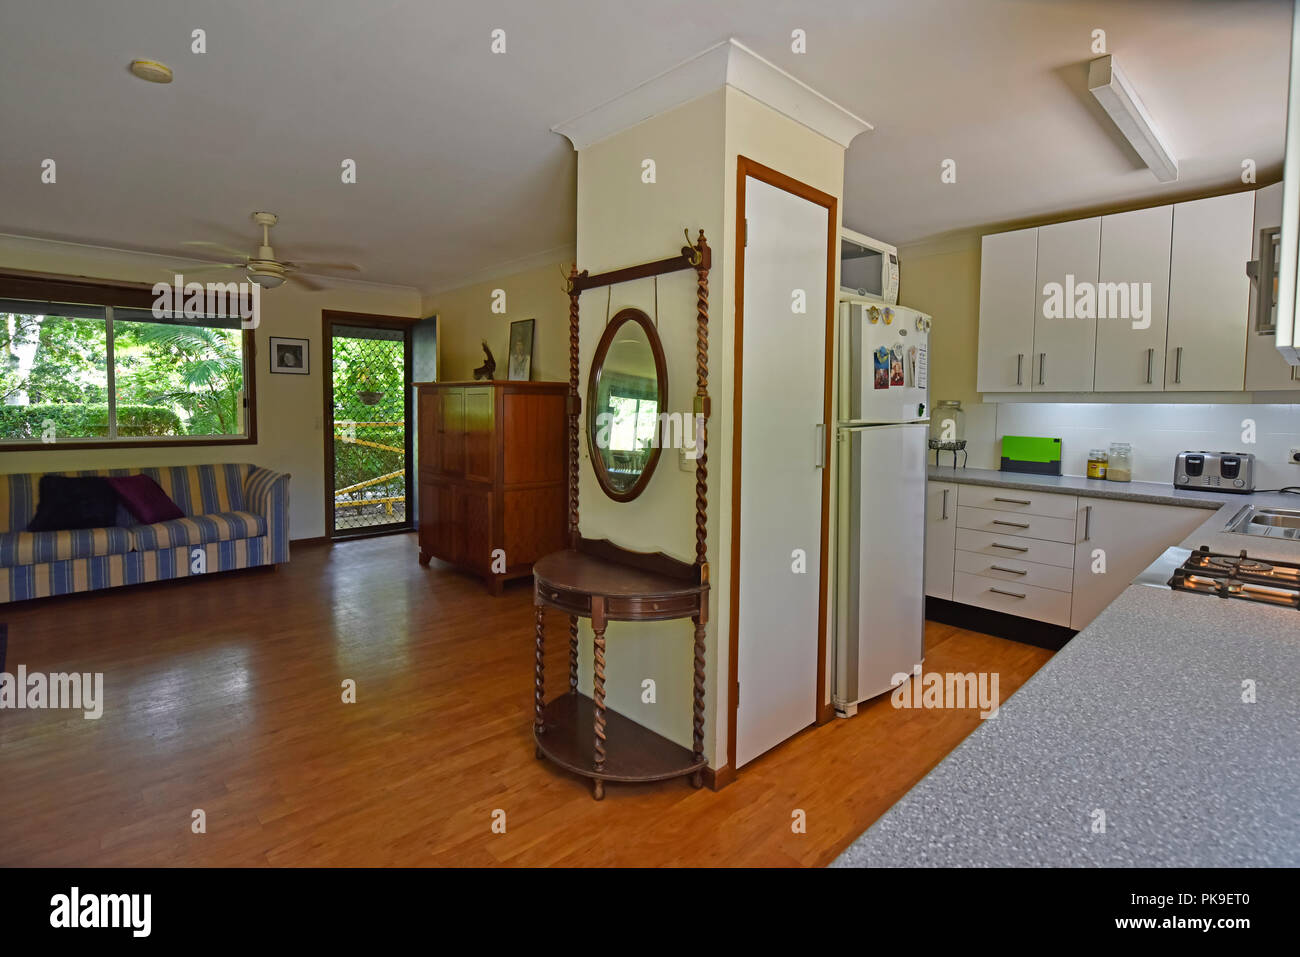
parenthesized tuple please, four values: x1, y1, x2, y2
(287, 272, 325, 291)
(181, 240, 250, 260)
(284, 260, 361, 272)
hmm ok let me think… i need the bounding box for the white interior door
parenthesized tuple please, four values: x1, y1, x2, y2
(735, 175, 828, 768)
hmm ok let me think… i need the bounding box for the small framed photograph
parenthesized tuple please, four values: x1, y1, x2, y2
(270, 337, 309, 375)
(507, 318, 535, 381)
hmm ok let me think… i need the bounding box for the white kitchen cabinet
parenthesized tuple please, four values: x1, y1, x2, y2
(1032, 217, 1101, 391)
(1093, 205, 1173, 391)
(1165, 192, 1255, 391)
(925, 480, 957, 600)
(976, 227, 1038, 392)
(1069, 498, 1210, 630)
(1245, 182, 1300, 391)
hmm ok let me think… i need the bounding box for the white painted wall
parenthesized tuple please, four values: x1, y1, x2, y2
(0, 234, 422, 538)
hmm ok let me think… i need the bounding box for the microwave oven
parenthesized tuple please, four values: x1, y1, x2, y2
(840, 227, 899, 304)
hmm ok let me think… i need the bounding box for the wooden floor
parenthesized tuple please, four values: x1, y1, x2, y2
(0, 534, 1053, 867)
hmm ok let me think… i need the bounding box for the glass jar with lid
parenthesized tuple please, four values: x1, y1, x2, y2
(930, 400, 965, 445)
(1107, 442, 1133, 482)
(1086, 448, 1108, 479)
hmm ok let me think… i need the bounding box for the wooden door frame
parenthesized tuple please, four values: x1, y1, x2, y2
(322, 310, 417, 540)
(727, 156, 838, 776)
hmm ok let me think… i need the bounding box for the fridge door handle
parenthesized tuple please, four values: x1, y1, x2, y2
(814, 423, 827, 469)
(941, 488, 949, 520)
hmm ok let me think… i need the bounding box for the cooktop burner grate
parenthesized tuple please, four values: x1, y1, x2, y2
(1169, 547, 1300, 608)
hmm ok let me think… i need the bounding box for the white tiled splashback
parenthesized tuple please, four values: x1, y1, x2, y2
(952, 402, 1300, 489)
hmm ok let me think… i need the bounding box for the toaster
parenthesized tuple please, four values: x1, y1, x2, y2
(1173, 451, 1256, 493)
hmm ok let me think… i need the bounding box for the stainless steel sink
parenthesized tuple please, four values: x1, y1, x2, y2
(1225, 505, 1300, 539)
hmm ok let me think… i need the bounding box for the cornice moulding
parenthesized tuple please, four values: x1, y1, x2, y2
(552, 38, 871, 151)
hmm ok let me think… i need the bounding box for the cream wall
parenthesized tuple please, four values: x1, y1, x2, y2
(0, 235, 422, 539)
(423, 259, 573, 383)
(574, 89, 728, 764)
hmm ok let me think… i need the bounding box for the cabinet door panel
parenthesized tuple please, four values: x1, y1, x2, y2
(925, 481, 957, 600)
(1070, 499, 1208, 629)
(421, 480, 460, 563)
(1094, 206, 1172, 391)
(440, 390, 466, 476)
(464, 387, 495, 483)
(419, 390, 442, 474)
(977, 228, 1038, 392)
(459, 486, 493, 573)
(1166, 192, 1254, 391)
(1032, 217, 1100, 391)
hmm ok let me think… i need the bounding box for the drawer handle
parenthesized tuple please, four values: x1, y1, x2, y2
(989, 587, 1026, 598)
(992, 519, 1031, 529)
(990, 542, 1029, 552)
(993, 497, 1031, 505)
(990, 565, 1028, 575)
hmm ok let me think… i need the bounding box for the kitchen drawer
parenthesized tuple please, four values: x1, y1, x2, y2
(955, 484, 1077, 519)
(956, 505, 1077, 544)
(955, 527, 1076, 568)
(953, 572, 1073, 627)
(954, 549, 1074, 592)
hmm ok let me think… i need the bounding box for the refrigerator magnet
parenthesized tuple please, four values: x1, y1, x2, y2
(867, 305, 881, 324)
(889, 343, 905, 386)
(873, 346, 890, 389)
(883, 307, 894, 325)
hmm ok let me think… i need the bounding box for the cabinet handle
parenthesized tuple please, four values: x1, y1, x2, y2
(1082, 504, 1092, 541)
(814, 423, 827, 469)
(990, 542, 1029, 552)
(1015, 353, 1024, 386)
(1038, 352, 1046, 386)
(993, 496, 1031, 505)
(1174, 346, 1183, 384)
(992, 519, 1031, 529)
(1145, 348, 1154, 385)
(989, 587, 1026, 599)
(941, 488, 949, 520)
(990, 565, 1028, 575)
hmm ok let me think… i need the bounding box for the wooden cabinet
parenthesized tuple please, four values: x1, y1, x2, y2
(925, 481, 957, 600)
(416, 380, 567, 593)
(1094, 205, 1173, 391)
(1245, 182, 1300, 391)
(1165, 191, 1254, 391)
(976, 227, 1038, 393)
(1032, 217, 1100, 392)
(1069, 498, 1208, 630)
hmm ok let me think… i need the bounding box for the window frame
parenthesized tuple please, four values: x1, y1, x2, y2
(0, 272, 258, 450)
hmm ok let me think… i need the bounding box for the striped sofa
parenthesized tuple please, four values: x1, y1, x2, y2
(0, 463, 289, 604)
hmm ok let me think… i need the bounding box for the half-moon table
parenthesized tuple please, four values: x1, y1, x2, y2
(532, 538, 708, 799)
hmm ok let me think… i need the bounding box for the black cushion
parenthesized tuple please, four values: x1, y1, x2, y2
(26, 475, 120, 532)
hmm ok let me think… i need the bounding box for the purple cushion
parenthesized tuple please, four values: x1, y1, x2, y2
(107, 474, 185, 524)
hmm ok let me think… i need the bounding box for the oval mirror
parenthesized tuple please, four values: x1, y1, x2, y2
(587, 307, 668, 502)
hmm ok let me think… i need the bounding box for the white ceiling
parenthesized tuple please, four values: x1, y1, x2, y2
(0, 0, 1290, 295)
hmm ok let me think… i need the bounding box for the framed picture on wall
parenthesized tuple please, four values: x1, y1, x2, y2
(507, 318, 535, 381)
(270, 337, 309, 374)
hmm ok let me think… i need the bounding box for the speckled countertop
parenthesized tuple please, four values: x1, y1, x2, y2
(832, 471, 1300, 867)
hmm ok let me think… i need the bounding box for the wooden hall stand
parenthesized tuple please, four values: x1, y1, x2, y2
(533, 231, 712, 800)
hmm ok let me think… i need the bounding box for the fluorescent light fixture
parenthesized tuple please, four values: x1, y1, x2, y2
(1088, 55, 1178, 183)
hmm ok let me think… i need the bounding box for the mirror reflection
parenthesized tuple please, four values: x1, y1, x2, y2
(588, 309, 667, 501)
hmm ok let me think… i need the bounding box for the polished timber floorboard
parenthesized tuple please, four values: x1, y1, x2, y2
(0, 534, 1053, 867)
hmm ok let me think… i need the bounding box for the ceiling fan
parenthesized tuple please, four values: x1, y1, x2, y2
(179, 212, 361, 290)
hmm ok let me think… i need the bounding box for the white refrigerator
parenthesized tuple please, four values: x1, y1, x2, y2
(833, 299, 930, 716)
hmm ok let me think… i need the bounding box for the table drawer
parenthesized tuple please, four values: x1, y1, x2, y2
(955, 528, 1075, 568)
(955, 549, 1074, 592)
(956, 485, 1077, 519)
(956, 505, 1077, 544)
(953, 571, 1073, 627)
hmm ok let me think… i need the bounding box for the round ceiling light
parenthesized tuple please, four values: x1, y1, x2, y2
(129, 59, 173, 83)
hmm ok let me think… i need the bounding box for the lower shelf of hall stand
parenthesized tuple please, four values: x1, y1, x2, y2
(534, 691, 706, 798)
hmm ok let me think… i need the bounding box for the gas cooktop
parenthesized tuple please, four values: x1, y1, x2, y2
(1168, 546, 1300, 609)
